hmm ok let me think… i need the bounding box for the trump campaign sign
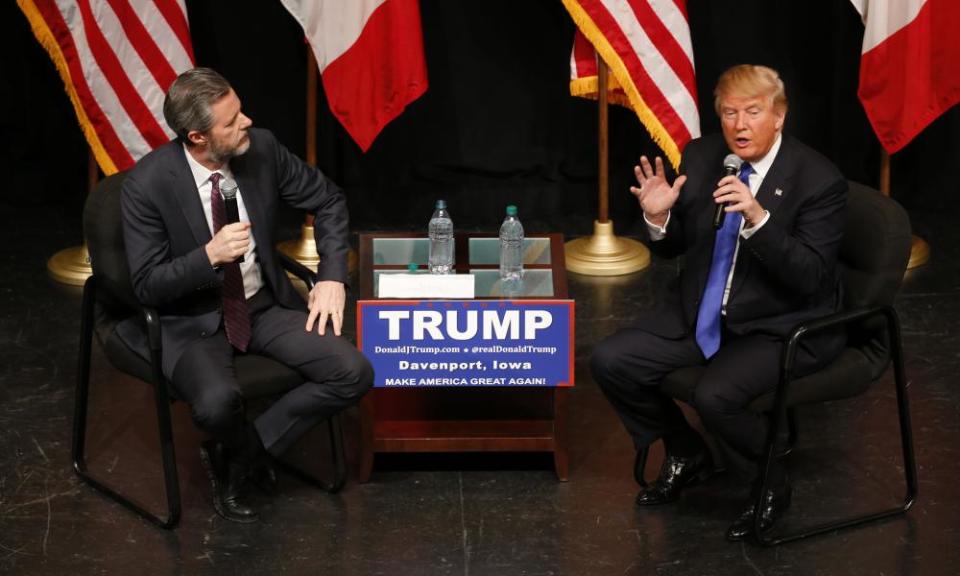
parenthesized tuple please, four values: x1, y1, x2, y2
(357, 300, 574, 387)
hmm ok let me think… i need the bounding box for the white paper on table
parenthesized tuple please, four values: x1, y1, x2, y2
(378, 273, 475, 299)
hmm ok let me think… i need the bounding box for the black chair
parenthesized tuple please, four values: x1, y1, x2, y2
(72, 172, 347, 529)
(635, 182, 918, 545)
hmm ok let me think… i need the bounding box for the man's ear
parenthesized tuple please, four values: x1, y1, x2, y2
(187, 130, 206, 146)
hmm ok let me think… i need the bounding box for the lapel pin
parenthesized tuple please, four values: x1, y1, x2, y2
(774, 188, 783, 196)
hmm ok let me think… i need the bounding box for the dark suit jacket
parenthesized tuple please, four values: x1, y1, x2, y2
(642, 133, 847, 342)
(119, 127, 348, 376)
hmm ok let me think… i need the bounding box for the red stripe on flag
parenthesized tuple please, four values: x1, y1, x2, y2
(77, 0, 169, 149)
(105, 0, 179, 88)
(626, 0, 697, 105)
(154, 0, 195, 63)
(320, 0, 428, 151)
(34, 0, 134, 169)
(671, 0, 688, 20)
(859, 0, 960, 153)
(583, 0, 692, 145)
(573, 31, 597, 77)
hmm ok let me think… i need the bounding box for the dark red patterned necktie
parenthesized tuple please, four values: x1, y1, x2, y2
(209, 173, 251, 351)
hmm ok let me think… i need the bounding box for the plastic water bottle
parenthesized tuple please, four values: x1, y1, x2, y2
(428, 200, 454, 274)
(499, 205, 524, 287)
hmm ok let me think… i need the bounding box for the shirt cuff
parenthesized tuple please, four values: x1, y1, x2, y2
(741, 210, 770, 238)
(644, 211, 671, 240)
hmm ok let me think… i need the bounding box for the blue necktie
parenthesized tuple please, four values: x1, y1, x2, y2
(695, 162, 754, 359)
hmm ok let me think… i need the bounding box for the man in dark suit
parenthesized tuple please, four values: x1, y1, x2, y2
(591, 65, 847, 540)
(120, 68, 373, 523)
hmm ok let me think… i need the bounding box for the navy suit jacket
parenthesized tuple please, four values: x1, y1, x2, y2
(119, 127, 349, 376)
(642, 133, 848, 341)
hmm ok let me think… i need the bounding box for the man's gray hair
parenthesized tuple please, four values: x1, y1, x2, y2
(163, 67, 232, 143)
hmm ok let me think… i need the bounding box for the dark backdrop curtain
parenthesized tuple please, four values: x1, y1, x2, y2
(3, 0, 957, 239)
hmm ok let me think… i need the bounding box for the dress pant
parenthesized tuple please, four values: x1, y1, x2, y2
(590, 320, 843, 478)
(171, 287, 373, 457)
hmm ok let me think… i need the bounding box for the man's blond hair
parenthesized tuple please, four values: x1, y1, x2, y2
(713, 64, 788, 115)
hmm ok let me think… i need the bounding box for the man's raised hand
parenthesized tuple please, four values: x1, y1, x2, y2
(629, 156, 686, 227)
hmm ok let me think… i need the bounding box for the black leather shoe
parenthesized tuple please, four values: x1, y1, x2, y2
(199, 441, 259, 523)
(726, 482, 792, 541)
(635, 450, 714, 506)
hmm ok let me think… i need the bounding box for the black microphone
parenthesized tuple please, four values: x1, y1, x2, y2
(713, 154, 744, 229)
(220, 177, 245, 263)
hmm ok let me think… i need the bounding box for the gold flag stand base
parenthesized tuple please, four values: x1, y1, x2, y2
(47, 244, 92, 286)
(278, 224, 357, 276)
(565, 220, 650, 276)
(907, 235, 930, 270)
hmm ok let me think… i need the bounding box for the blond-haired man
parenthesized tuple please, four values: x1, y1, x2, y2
(592, 65, 847, 541)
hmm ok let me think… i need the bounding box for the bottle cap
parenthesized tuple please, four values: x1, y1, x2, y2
(436, 199, 447, 209)
(506, 205, 518, 216)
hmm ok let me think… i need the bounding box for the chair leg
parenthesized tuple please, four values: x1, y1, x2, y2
(786, 408, 798, 454)
(773, 408, 798, 459)
(889, 308, 919, 511)
(276, 413, 347, 494)
(754, 306, 917, 546)
(149, 361, 182, 527)
(71, 279, 96, 481)
(71, 278, 182, 529)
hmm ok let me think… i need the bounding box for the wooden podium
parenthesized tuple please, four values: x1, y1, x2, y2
(356, 232, 571, 481)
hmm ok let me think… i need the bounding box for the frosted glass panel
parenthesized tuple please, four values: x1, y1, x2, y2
(468, 238, 551, 265)
(472, 269, 554, 297)
(371, 238, 429, 266)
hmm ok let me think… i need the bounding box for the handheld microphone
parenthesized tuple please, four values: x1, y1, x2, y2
(713, 154, 744, 229)
(220, 178, 245, 263)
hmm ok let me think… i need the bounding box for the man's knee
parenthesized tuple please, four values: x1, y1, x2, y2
(590, 338, 624, 390)
(692, 377, 743, 424)
(336, 348, 374, 400)
(192, 387, 243, 431)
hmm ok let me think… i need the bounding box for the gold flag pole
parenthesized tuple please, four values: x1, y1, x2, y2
(47, 151, 96, 285)
(566, 61, 650, 275)
(279, 48, 357, 274)
(879, 149, 929, 269)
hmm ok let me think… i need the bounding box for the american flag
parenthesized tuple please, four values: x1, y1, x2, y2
(563, 0, 700, 169)
(17, 0, 195, 174)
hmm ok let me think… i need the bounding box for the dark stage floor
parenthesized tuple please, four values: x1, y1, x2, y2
(1, 195, 958, 576)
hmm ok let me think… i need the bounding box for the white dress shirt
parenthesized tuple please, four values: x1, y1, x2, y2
(645, 133, 783, 312)
(183, 145, 263, 299)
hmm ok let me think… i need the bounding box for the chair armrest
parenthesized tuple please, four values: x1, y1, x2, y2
(278, 252, 317, 291)
(768, 304, 901, 419)
(783, 305, 897, 373)
(142, 308, 162, 351)
(94, 276, 162, 351)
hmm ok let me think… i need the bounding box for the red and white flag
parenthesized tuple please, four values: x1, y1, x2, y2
(563, 0, 699, 169)
(279, 0, 429, 152)
(851, 0, 960, 153)
(17, 0, 195, 174)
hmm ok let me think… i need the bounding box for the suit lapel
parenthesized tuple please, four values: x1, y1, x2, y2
(753, 137, 795, 215)
(230, 154, 269, 251)
(170, 149, 212, 246)
(731, 136, 797, 295)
